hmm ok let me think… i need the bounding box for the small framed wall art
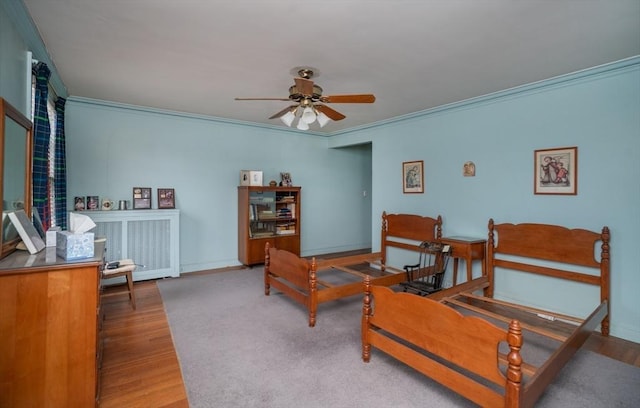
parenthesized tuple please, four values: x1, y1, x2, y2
(157, 188, 175, 209)
(402, 160, 424, 194)
(534, 146, 577, 195)
(133, 187, 152, 209)
(74, 196, 85, 211)
(86, 196, 99, 210)
(463, 161, 476, 177)
(280, 172, 292, 187)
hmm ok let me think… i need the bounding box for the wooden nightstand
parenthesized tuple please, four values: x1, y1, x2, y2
(440, 236, 487, 285)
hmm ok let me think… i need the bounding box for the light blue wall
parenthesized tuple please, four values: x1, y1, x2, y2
(332, 59, 640, 342)
(0, 2, 30, 115)
(65, 100, 373, 272)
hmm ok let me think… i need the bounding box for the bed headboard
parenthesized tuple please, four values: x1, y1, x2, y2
(487, 218, 610, 335)
(380, 212, 442, 268)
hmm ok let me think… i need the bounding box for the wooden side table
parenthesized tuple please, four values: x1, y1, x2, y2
(440, 236, 487, 285)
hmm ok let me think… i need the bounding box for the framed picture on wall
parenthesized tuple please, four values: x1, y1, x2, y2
(534, 146, 577, 195)
(157, 188, 175, 209)
(402, 160, 424, 194)
(133, 187, 152, 209)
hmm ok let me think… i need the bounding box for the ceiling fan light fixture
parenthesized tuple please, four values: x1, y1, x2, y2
(296, 119, 309, 130)
(280, 109, 296, 127)
(316, 111, 330, 128)
(301, 106, 316, 124)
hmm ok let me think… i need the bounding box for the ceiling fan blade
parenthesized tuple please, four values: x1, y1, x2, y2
(235, 97, 291, 101)
(268, 105, 298, 119)
(294, 77, 314, 96)
(321, 94, 376, 103)
(315, 104, 346, 121)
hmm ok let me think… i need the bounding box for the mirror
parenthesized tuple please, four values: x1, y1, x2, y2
(1, 97, 33, 259)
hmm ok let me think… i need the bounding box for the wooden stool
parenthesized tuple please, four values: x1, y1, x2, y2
(101, 259, 137, 310)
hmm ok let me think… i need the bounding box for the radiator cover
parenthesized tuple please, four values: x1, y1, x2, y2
(80, 209, 180, 281)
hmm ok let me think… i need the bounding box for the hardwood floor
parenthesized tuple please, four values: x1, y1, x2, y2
(99, 274, 640, 407)
(99, 281, 189, 407)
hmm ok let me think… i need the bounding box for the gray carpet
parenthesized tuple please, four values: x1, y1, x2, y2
(158, 268, 640, 407)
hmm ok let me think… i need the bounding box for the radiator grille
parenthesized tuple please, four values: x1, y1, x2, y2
(128, 220, 171, 270)
(94, 221, 123, 261)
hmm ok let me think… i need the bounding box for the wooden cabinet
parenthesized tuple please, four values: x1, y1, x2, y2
(0, 244, 104, 407)
(238, 186, 301, 265)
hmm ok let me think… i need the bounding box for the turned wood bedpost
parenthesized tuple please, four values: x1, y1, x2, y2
(505, 320, 524, 408)
(486, 219, 496, 298)
(308, 257, 318, 327)
(600, 226, 610, 336)
(264, 242, 271, 296)
(380, 212, 388, 271)
(435, 215, 443, 240)
(362, 276, 372, 362)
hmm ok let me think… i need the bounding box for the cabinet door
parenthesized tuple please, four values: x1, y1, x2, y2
(247, 237, 275, 265)
(249, 190, 277, 238)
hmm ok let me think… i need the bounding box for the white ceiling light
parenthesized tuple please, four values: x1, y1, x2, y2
(300, 106, 316, 124)
(280, 109, 296, 127)
(316, 111, 330, 128)
(296, 119, 309, 130)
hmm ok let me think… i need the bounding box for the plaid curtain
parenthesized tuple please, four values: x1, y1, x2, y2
(32, 62, 51, 229)
(54, 97, 67, 229)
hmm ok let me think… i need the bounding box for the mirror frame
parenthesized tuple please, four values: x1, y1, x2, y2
(0, 97, 34, 259)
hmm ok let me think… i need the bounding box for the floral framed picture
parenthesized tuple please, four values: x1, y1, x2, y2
(534, 146, 577, 195)
(157, 188, 175, 209)
(402, 160, 424, 194)
(133, 187, 152, 209)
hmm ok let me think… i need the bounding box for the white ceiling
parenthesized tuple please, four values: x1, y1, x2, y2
(22, 0, 640, 134)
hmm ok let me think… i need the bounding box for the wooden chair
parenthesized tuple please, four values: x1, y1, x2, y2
(101, 259, 137, 310)
(399, 241, 451, 296)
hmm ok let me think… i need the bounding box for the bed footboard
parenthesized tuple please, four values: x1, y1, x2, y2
(265, 242, 319, 326)
(362, 277, 526, 408)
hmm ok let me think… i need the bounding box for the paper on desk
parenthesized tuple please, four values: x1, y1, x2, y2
(69, 212, 96, 233)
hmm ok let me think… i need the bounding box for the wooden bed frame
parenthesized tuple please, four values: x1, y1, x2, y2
(264, 211, 442, 327)
(362, 219, 610, 408)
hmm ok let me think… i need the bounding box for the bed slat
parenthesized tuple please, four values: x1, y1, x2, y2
(493, 259, 601, 286)
(522, 301, 609, 407)
(443, 297, 568, 342)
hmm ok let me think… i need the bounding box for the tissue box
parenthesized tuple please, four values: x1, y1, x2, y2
(240, 170, 263, 186)
(56, 231, 95, 260)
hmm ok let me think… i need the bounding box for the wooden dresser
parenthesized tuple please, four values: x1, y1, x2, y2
(0, 242, 105, 408)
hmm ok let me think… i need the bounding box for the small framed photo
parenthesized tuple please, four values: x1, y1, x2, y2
(74, 196, 86, 211)
(534, 147, 577, 195)
(86, 196, 99, 210)
(280, 172, 292, 187)
(133, 187, 152, 209)
(463, 161, 476, 177)
(157, 188, 175, 209)
(402, 160, 424, 194)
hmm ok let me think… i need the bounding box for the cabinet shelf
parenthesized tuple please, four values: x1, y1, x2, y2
(238, 186, 301, 265)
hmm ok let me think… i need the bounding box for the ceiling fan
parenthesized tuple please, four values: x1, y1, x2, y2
(234, 68, 375, 130)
